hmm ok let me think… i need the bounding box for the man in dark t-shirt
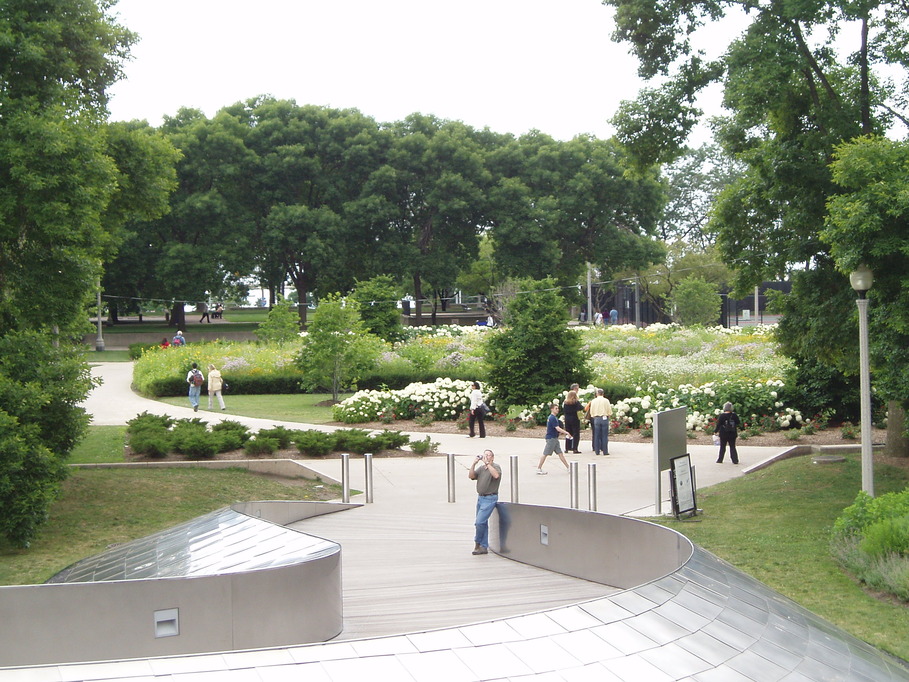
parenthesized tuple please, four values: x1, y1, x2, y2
(468, 449, 501, 555)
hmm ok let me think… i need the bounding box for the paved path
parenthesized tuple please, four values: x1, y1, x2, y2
(83, 362, 778, 516)
(74, 363, 788, 644)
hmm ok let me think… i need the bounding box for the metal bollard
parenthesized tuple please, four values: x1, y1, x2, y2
(569, 461, 579, 509)
(364, 453, 374, 503)
(587, 462, 597, 511)
(341, 453, 350, 503)
(447, 452, 456, 503)
(510, 455, 519, 503)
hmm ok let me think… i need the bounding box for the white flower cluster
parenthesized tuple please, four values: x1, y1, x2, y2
(333, 377, 478, 423)
(776, 407, 804, 428)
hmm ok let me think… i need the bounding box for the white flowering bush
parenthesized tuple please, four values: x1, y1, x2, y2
(333, 378, 484, 423)
(515, 377, 797, 433)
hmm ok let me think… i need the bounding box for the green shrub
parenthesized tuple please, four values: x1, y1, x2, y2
(860, 517, 909, 559)
(834, 489, 909, 538)
(128, 426, 171, 458)
(370, 430, 410, 450)
(215, 430, 247, 452)
(294, 430, 334, 457)
(332, 428, 374, 454)
(256, 426, 295, 449)
(409, 436, 439, 455)
(244, 437, 279, 457)
(126, 411, 174, 430)
(129, 343, 163, 360)
(211, 420, 251, 443)
(841, 421, 858, 439)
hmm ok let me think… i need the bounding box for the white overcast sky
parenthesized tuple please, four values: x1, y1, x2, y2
(106, 0, 694, 141)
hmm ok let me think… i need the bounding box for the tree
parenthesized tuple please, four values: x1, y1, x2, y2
(823, 135, 909, 453)
(294, 295, 383, 401)
(255, 297, 302, 344)
(668, 277, 721, 326)
(349, 275, 404, 342)
(234, 99, 389, 324)
(604, 0, 909, 452)
(485, 132, 666, 287)
(485, 279, 590, 409)
(0, 0, 158, 545)
(360, 114, 491, 322)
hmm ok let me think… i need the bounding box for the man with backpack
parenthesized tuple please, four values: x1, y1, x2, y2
(186, 362, 205, 412)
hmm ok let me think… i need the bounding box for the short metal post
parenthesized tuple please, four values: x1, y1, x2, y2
(447, 452, 456, 503)
(569, 461, 579, 509)
(587, 462, 597, 511)
(341, 453, 350, 503)
(510, 455, 519, 503)
(364, 453, 374, 503)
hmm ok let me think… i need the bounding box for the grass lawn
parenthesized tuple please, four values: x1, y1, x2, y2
(653, 452, 909, 662)
(155, 393, 351, 423)
(70, 426, 127, 463)
(0, 467, 343, 586)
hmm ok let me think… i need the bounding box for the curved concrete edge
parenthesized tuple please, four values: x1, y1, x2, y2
(6, 505, 908, 681)
(0, 503, 354, 667)
(743, 442, 886, 475)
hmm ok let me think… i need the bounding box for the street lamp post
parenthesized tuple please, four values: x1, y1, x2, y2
(95, 278, 105, 352)
(850, 265, 874, 497)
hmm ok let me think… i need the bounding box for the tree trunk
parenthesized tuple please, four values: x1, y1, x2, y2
(885, 401, 909, 458)
(170, 303, 185, 329)
(412, 273, 423, 322)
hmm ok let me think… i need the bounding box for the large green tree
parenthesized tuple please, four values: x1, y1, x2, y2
(359, 114, 492, 322)
(0, 0, 174, 545)
(604, 0, 909, 442)
(232, 99, 389, 324)
(485, 132, 666, 287)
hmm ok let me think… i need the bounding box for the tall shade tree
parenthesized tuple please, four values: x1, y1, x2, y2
(104, 108, 255, 327)
(485, 131, 666, 287)
(0, 0, 173, 545)
(229, 99, 389, 324)
(604, 0, 909, 449)
(360, 114, 492, 322)
(823, 136, 909, 454)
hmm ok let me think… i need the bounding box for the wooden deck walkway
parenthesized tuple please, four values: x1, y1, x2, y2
(290, 502, 616, 641)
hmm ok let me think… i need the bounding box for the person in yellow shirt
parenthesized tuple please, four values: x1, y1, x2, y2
(586, 388, 613, 455)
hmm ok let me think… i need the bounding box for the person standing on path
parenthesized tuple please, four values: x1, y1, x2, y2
(587, 388, 613, 455)
(714, 402, 740, 464)
(562, 388, 584, 453)
(537, 404, 571, 474)
(467, 381, 486, 438)
(186, 362, 204, 412)
(468, 449, 501, 555)
(207, 364, 226, 411)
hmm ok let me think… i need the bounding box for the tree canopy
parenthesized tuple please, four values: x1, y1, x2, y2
(0, 0, 176, 545)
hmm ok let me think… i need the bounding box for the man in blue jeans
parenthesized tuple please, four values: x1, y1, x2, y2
(468, 449, 501, 555)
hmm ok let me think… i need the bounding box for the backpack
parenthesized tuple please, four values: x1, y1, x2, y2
(721, 415, 738, 433)
(190, 370, 203, 386)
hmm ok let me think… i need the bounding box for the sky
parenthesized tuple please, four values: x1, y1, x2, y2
(105, 0, 662, 141)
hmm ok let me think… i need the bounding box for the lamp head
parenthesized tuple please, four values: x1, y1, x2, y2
(849, 264, 874, 295)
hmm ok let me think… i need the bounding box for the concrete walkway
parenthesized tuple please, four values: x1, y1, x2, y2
(82, 362, 780, 517)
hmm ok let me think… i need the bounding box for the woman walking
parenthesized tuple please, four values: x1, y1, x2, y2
(207, 364, 226, 411)
(468, 381, 486, 438)
(714, 402, 740, 464)
(562, 390, 583, 453)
